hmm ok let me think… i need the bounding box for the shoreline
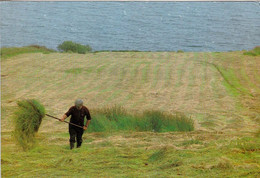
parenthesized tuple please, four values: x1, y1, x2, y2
(1, 45, 255, 53)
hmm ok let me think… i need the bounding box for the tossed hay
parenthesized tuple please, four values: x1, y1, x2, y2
(13, 99, 45, 150)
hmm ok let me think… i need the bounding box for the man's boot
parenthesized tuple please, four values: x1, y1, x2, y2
(77, 142, 82, 148)
(70, 142, 74, 150)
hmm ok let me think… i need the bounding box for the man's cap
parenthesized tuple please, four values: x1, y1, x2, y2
(75, 99, 83, 106)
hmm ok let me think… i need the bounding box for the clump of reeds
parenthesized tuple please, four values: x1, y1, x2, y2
(88, 106, 194, 133)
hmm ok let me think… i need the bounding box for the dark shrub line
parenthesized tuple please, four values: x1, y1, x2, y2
(57, 41, 92, 54)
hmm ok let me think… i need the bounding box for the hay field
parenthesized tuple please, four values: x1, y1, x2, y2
(2, 51, 259, 132)
(1, 50, 260, 177)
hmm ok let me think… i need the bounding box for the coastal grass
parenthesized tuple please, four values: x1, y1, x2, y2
(13, 99, 45, 150)
(243, 46, 260, 56)
(0, 45, 55, 60)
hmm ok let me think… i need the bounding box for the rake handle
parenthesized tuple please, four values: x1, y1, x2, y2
(46, 114, 84, 129)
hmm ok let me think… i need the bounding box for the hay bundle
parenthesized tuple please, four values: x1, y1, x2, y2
(13, 99, 45, 150)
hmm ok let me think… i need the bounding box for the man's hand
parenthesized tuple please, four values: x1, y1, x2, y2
(60, 114, 67, 122)
(84, 120, 91, 131)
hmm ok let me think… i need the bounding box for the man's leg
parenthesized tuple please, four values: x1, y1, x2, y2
(76, 128, 84, 148)
(69, 126, 77, 149)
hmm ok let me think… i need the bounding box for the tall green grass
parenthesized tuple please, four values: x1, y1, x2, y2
(88, 106, 194, 133)
(13, 99, 45, 150)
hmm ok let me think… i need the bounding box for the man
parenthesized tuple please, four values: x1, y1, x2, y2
(60, 99, 91, 149)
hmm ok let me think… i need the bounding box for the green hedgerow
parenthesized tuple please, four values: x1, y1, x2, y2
(57, 41, 92, 54)
(13, 99, 45, 150)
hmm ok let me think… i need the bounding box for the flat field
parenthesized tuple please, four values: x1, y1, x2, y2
(1, 50, 260, 177)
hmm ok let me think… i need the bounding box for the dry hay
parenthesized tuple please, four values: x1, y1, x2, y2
(13, 99, 45, 150)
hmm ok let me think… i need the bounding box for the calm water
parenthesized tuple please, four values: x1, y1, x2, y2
(1, 2, 259, 52)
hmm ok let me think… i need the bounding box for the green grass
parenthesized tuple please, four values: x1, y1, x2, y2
(164, 63, 172, 87)
(230, 137, 260, 153)
(65, 68, 83, 74)
(148, 147, 167, 162)
(96, 64, 107, 74)
(188, 55, 196, 87)
(2, 132, 259, 177)
(152, 64, 160, 87)
(131, 62, 141, 80)
(219, 67, 249, 97)
(119, 67, 127, 82)
(104, 90, 122, 104)
(85, 66, 96, 74)
(93, 50, 141, 53)
(243, 46, 260, 56)
(141, 63, 150, 83)
(181, 139, 203, 146)
(88, 106, 194, 133)
(0, 45, 55, 59)
(175, 54, 188, 87)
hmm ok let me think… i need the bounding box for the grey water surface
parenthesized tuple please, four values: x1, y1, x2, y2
(1, 2, 259, 51)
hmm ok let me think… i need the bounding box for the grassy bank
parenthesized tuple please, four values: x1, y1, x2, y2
(0, 45, 55, 60)
(243, 46, 260, 56)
